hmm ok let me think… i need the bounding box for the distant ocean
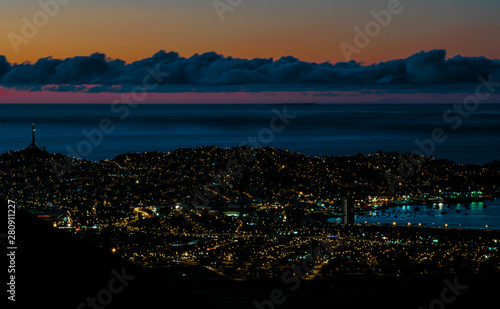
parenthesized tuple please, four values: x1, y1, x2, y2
(1, 103, 499, 164)
(2, 103, 500, 229)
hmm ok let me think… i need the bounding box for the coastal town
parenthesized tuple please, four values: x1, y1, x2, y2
(1, 144, 500, 280)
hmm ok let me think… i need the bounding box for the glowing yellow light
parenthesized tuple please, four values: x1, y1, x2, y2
(112, 248, 116, 253)
(445, 224, 448, 227)
(392, 222, 396, 226)
(408, 223, 411, 226)
(53, 223, 57, 228)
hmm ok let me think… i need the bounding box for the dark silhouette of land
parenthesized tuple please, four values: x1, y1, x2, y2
(2, 146, 500, 308)
(2, 197, 217, 309)
(3, 196, 500, 309)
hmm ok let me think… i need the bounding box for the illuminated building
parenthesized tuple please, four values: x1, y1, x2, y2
(342, 198, 354, 225)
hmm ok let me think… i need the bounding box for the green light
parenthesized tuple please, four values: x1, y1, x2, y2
(433, 239, 439, 243)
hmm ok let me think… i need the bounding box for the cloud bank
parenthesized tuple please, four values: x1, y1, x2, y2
(1, 50, 499, 93)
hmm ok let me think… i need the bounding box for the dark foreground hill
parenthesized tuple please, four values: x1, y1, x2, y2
(1, 197, 218, 309)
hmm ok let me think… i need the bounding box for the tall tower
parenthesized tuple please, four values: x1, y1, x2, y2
(342, 198, 355, 225)
(26, 123, 40, 150)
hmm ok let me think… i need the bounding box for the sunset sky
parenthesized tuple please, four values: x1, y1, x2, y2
(1, 0, 500, 103)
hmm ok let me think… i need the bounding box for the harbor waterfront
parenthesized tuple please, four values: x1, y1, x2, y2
(3, 1, 500, 307)
(328, 200, 500, 230)
(2, 106, 500, 309)
(2, 103, 500, 232)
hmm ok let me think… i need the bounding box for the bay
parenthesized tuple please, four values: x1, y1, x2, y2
(329, 200, 500, 230)
(1, 103, 500, 230)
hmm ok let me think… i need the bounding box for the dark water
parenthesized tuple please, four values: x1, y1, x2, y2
(2, 103, 500, 229)
(329, 200, 500, 230)
(0, 103, 499, 164)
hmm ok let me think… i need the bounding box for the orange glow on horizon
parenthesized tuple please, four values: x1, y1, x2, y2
(1, 0, 499, 69)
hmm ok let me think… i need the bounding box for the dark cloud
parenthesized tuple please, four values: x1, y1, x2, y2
(0, 49, 499, 92)
(0, 56, 10, 78)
